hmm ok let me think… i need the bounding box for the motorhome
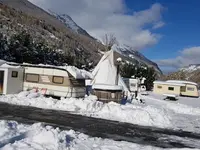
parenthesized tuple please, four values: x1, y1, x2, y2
(153, 80, 199, 98)
(0, 64, 24, 95)
(0, 63, 91, 98)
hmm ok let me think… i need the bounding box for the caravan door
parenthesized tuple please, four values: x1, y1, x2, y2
(0, 71, 4, 94)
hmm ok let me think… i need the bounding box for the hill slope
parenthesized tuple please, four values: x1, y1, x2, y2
(0, 0, 104, 67)
(160, 64, 200, 85)
(0, 0, 162, 74)
(49, 10, 94, 39)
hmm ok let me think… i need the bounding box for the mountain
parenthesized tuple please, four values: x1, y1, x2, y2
(0, 0, 104, 67)
(160, 64, 200, 85)
(180, 64, 200, 72)
(0, 0, 162, 75)
(115, 45, 162, 74)
(48, 10, 94, 39)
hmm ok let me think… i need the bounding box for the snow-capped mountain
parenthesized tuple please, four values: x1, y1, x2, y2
(49, 10, 94, 39)
(48, 11, 162, 74)
(180, 64, 200, 72)
(115, 45, 162, 74)
(160, 64, 200, 84)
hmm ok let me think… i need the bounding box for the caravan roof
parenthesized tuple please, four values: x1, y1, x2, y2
(154, 80, 198, 86)
(4, 63, 92, 79)
(166, 80, 198, 86)
(0, 63, 22, 69)
(153, 81, 185, 86)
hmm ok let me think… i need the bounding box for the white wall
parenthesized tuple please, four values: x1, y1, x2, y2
(6, 68, 24, 94)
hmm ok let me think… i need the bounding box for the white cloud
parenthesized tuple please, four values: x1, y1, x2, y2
(28, 0, 165, 50)
(156, 46, 200, 68)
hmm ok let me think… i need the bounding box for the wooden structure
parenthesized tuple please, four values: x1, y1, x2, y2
(92, 84, 122, 103)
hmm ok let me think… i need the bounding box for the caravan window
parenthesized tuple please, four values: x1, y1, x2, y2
(187, 87, 195, 91)
(52, 76, 64, 84)
(11, 71, 18, 78)
(26, 74, 39, 83)
(157, 85, 162, 89)
(168, 87, 174, 91)
(180, 86, 186, 92)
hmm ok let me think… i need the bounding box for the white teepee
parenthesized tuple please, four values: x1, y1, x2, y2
(92, 50, 130, 96)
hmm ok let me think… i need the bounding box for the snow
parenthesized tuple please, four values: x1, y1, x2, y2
(1, 90, 200, 133)
(143, 92, 200, 132)
(1, 120, 195, 150)
(153, 81, 185, 86)
(92, 50, 130, 95)
(1, 91, 200, 149)
(166, 80, 198, 86)
(181, 64, 200, 72)
(63, 66, 93, 79)
(92, 84, 123, 90)
(1, 88, 200, 134)
(0, 120, 192, 150)
(0, 63, 21, 69)
(0, 59, 6, 66)
(0, 62, 92, 80)
(0, 92, 171, 128)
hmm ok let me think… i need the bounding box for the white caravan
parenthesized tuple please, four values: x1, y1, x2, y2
(0, 64, 24, 95)
(0, 63, 91, 98)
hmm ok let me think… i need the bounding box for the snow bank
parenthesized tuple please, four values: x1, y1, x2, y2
(145, 95, 200, 116)
(0, 120, 197, 150)
(0, 92, 172, 128)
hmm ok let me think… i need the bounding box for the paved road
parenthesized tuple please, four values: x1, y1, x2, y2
(0, 102, 200, 148)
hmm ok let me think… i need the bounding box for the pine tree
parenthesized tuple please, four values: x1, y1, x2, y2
(120, 63, 156, 90)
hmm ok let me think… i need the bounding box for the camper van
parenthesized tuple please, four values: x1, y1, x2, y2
(0, 63, 90, 98)
(0, 64, 24, 95)
(153, 80, 199, 98)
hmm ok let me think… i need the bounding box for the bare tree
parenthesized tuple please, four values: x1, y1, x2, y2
(102, 33, 118, 51)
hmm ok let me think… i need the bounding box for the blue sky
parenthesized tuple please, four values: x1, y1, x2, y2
(125, 0, 200, 71)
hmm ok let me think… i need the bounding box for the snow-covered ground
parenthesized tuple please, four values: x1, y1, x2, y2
(0, 120, 198, 150)
(0, 91, 171, 128)
(0, 91, 200, 133)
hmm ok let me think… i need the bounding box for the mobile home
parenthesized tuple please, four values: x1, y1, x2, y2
(153, 80, 199, 97)
(0, 63, 90, 98)
(0, 64, 24, 95)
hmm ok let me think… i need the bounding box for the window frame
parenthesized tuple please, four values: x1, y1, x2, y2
(168, 87, 174, 91)
(52, 76, 64, 84)
(11, 71, 18, 78)
(26, 73, 39, 83)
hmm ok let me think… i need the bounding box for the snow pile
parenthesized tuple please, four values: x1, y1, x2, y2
(164, 102, 200, 116)
(0, 120, 188, 150)
(96, 102, 171, 128)
(0, 91, 172, 128)
(145, 94, 200, 116)
(64, 66, 93, 79)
